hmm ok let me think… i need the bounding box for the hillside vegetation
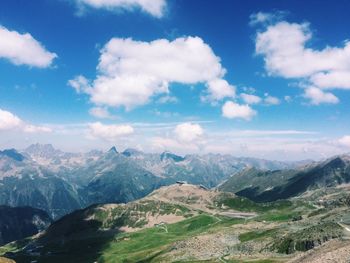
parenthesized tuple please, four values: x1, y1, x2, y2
(2, 183, 347, 262)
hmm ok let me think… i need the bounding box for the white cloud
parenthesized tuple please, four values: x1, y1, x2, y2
(303, 87, 339, 105)
(255, 18, 350, 103)
(70, 36, 234, 109)
(264, 95, 280, 105)
(67, 75, 91, 94)
(150, 122, 204, 153)
(256, 21, 325, 78)
(0, 109, 22, 130)
(0, 25, 56, 68)
(240, 93, 262, 104)
(310, 71, 350, 90)
(0, 109, 51, 133)
(256, 16, 350, 105)
(222, 101, 256, 120)
(74, 0, 166, 18)
(88, 122, 134, 140)
(205, 78, 236, 101)
(89, 107, 115, 119)
(174, 122, 203, 142)
(338, 136, 350, 147)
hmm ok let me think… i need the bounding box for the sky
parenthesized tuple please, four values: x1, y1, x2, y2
(0, 0, 350, 161)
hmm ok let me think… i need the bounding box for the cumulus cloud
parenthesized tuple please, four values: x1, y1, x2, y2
(240, 93, 262, 104)
(88, 122, 134, 140)
(254, 16, 350, 104)
(0, 109, 51, 133)
(303, 87, 339, 105)
(310, 71, 350, 90)
(174, 122, 203, 142)
(74, 0, 166, 18)
(0, 25, 56, 68)
(222, 101, 256, 120)
(0, 109, 22, 130)
(151, 122, 204, 153)
(204, 78, 236, 101)
(69, 36, 234, 110)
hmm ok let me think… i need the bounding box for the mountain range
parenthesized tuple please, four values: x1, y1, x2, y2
(220, 154, 350, 202)
(0, 144, 297, 219)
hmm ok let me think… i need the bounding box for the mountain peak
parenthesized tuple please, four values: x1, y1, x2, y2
(24, 143, 61, 158)
(321, 155, 350, 170)
(108, 146, 118, 154)
(160, 151, 185, 162)
(26, 143, 55, 151)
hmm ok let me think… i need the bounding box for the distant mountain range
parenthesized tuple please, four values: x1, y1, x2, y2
(0, 144, 298, 219)
(220, 154, 350, 202)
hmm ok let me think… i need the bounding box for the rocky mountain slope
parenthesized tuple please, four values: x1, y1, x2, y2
(0, 206, 51, 246)
(220, 154, 350, 202)
(0, 149, 84, 219)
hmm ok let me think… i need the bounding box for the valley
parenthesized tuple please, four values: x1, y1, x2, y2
(0, 145, 350, 262)
(1, 182, 350, 262)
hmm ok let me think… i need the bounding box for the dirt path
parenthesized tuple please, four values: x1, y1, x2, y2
(218, 211, 256, 219)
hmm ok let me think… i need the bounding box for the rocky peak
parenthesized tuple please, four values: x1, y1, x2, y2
(108, 146, 118, 154)
(24, 143, 62, 158)
(160, 151, 185, 162)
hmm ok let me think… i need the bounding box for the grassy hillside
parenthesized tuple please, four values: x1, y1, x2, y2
(1, 184, 349, 262)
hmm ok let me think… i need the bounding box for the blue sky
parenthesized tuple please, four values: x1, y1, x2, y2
(0, 0, 350, 160)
